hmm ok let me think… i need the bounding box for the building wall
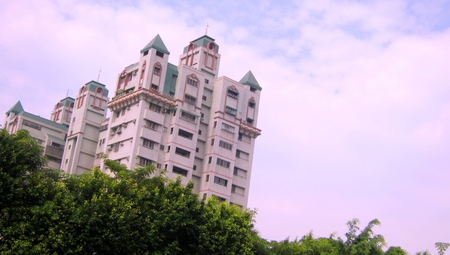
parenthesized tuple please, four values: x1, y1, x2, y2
(3, 34, 262, 209)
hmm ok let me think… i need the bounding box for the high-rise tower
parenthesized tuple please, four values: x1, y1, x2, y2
(91, 34, 262, 208)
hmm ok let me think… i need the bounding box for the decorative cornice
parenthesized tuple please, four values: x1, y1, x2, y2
(239, 122, 261, 138)
(108, 88, 177, 111)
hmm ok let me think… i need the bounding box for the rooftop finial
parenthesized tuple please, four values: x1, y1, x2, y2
(205, 23, 209, 35)
(97, 68, 101, 82)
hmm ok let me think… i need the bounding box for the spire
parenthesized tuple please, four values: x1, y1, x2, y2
(140, 34, 170, 55)
(239, 71, 262, 91)
(6, 101, 24, 115)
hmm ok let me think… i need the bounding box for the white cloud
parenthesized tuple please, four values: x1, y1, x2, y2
(1, 0, 450, 253)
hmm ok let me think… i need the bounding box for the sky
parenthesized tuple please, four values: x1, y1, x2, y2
(1, 0, 450, 253)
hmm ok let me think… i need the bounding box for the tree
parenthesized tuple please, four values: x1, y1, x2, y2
(0, 131, 256, 254)
(436, 242, 450, 255)
(385, 247, 408, 255)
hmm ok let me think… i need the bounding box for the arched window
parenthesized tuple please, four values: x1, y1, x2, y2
(153, 62, 162, 76)
(77, 86, 86, 108)
(185, 42, 196, 66)
(139, 61, 147, 87)
(66, 102, 74, 123)
(116, 70, 126, 91)
(92, 87, 104, 110)
(53, 102, 62, 121)
(204, 42, 217, 70)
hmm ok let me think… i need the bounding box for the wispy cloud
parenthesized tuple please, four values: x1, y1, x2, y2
(1, 0, 449, 252)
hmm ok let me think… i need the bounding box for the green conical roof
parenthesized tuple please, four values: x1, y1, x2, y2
(140, 34, 170, 55)
(239, 71, 262, 91)
(6, 101, 24, 115)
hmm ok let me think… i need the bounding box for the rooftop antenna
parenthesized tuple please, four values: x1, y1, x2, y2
(205, 23, 209, 35)
(97, 68, 102, 82)
(66, 89, 69, 97)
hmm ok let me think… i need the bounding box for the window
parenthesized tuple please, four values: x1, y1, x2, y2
(214, 121, 217, 128)
(221, 123, 235, 133)
(232, 185, 245, 195)
(175, 147, 191, 158)
(167, 146, 171, 152)
(156, 50, 164, 58)
(198, 129, 202, 135)
(205, 79, 209, 84)
(206, 175, 209, 182)
(225, 106, 237, 116)
(170, 127, 173, 134)
(211, 139, 214, 146)
(138, 157, 153, 166)
(100, 124, 108, 132)
(250, 87, 257, 92)
(236, 150, 249, 160)
(160, 145, 165, 150)
(208, 157, 212, 164)
(202, 95, 207, 101)
(216, 158, 230, 168)
(143, 50, 148, 56)
(153, 65, 161, 76)
(180, 111, 196, 122)
(219, 140, 232, 150)
(172, 166, 188, 176)
(185, 94, 197, 105)
(234, 167, 247, 179)
(111, 125, 122, 135)
(178, 129, 193, 140)
(144, 120, 158, 131)
(214, 176, 228, 187)
(247, 118, 254, 125)
(99, 138, 106, 146)
(196, 147, 199, 152)
(22, 120, 42, 130)
(187, 77, 198, 87)
(140, 61, 146, 85)
(227, 89, 238, 99)
(149, 102, 161, 113)
(143, 138, 156, 149)
(151, 84, 159, 91)
(193, 165, 197, 170)
(249, 101, 255, 108)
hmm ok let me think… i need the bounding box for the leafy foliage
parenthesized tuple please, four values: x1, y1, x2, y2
(0, 129, 255, 254)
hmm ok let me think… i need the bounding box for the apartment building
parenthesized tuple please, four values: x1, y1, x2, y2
(4, 34, 262, 208)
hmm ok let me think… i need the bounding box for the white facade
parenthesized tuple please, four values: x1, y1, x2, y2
(3, 34, 262, 208)
(93, 34, 262, 208)
(3, 101, 69, 169)
(61, 81, 109, 175)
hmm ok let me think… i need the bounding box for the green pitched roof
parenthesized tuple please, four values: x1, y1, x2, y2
(20, 112, 68, 131)
(6, 101, 24, 115)
(239, 71, 262, 91)
(60, 97, 75, 107)
(140, 34, 170, 55)
(85, 80, 109, 96)
(183, 35, 219, 53)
